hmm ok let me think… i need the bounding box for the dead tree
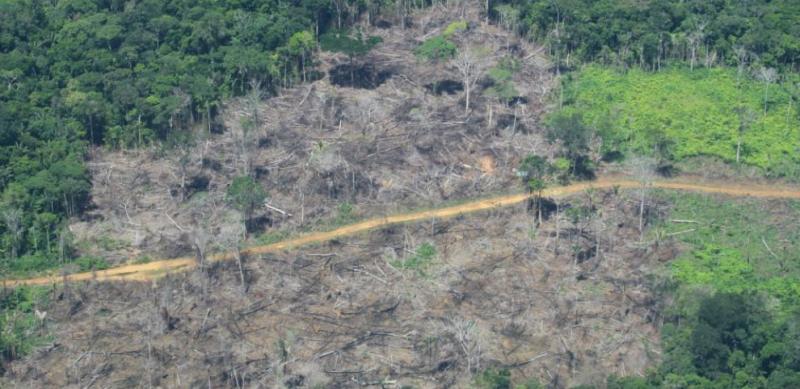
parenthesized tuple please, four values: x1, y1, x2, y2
(220, 223, 248, 293)
(443, 316, 483, 373)
(733, 45, 750, 83)
(756, 66, 777, 116)
(3, 208, 23, 261)
(630, 156, 656, 242)
(687, 22, 706, 71)
(192, 226, 211, 273)
(451, 48, 488, 116)
(236, 79, 263, 176)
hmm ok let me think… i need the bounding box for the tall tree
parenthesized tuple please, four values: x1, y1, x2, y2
(451, 48, 488, 116)
(226, 176, 266, 235)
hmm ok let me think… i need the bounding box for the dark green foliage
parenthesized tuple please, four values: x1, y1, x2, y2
(546, 112, 594, 178)
(73, 255, 110, 272)
(474, 368, 544, 389)
(518, 155, 549, 187)
(494, 0, 800, 71)
(651, 293, 800, 387)
(320, 29, 382, 58)
(474, 368, 512, 389)
(627, 193, 800, 387)
(226, 176, 266, 233)
(518, 154, 551, 223)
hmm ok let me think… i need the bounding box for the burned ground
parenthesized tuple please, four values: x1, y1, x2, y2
(7, 189, 668, 388)
(68, 3, 554, 266)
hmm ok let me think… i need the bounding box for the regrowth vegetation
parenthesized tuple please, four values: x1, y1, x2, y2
(556, 66, 800, 177)
(0, 286, 49, 374)
(618, 192, 800, 388)
(414, 20, 467, 61)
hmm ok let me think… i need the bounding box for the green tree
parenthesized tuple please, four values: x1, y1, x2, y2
(734, 105, 756, 164)
(474, 368, 512, 389)
(547, 112, 593, 178)
(226, 176, 266, 235)
(519, 155, 550, 225)
(287, 31, 315, 82)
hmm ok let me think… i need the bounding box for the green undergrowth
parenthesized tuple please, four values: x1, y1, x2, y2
(559, 66, 800, 178)
(654, 190, 800, 312)
(0, 286, 50, 372)
(415, 20, 467, 61)
(597, 192, 800, 387)
(391, 242, 436, 276)
(254, 229, 291, 246)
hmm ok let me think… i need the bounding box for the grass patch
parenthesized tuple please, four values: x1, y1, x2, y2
(95, 235, 128, 251)
(133, 255, 152, 264)
(73, 256, 111, 272)
(559, 65, 800, 178)
(391, 243, 436, 276)
(330, 202, 358, 227)
(254, 229, 291, 246)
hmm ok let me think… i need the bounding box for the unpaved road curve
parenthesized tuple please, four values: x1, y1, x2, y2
(6, 177, 800, 287)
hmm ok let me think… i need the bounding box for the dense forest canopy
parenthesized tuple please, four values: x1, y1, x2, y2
(494, 0, 800, 71)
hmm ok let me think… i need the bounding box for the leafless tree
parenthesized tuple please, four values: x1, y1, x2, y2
(443, 316, 483, 373)
(495, 5, 520, 47)
(192, 226, 212, 273)
(236, 79, 263, 176)
(733, 45, 750, 83)
(686, 22, 707, 71)
(450, 48, 488, 116)
(756, 66, 777, 116)
(220, 223, 248, 293)
(629, 156, 656, 242)
(172, 142, 195, 202)
(3, 208, 23, 261)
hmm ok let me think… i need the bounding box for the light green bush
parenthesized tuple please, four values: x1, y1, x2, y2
(415, 36, 457, 61)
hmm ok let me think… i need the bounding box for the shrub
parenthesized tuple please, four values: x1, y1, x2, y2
(415, 36, 457, 61)
(74, 256, 110, 272)
(442, 20, 468, 38)
(391, 243, 436, 276)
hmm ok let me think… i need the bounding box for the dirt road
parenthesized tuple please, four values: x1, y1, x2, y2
(6, 177, 800, 287)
